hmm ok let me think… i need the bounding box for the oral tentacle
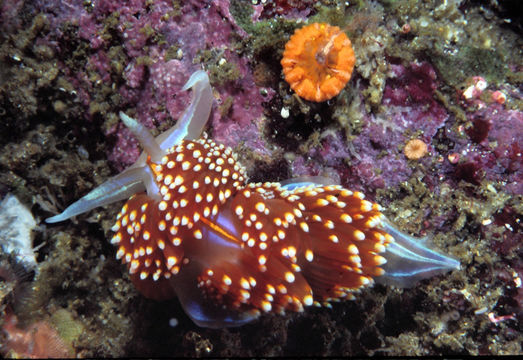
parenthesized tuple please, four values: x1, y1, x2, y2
(119, 112, 164, 163)
(45, 167, 146, 224)
(45, 70, 212, 224)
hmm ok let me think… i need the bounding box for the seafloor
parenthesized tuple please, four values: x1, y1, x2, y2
(0, 0, 521, 357)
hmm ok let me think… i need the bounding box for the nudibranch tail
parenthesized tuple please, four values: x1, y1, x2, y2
(278, 179, 461, 290)
(45, 70, 212, 224)
(376, 219, 461, 288)
(280, 175, 338, 190)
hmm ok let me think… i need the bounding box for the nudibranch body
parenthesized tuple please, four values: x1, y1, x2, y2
(46, 70, 459, 328)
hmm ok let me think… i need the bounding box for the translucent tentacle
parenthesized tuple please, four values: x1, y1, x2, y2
(119, 112, 164, 163)
(45, 167, 146, 223)
(156, 70, 213, 148)
(280, 176, 338, 190)
(45, 70, 213, 224)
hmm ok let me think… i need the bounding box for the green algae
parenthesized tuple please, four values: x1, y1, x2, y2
(99, 11, 121, 42)
(433, 46, 509, 87)
(13, 226, 139, 357)
(380, 0, 521, 97)
(49, 308, 84, 353)
(332, 86, 365, 140)
(164, 44, 182, 62)
(375, 173, 521, 355)
(194, 49, 241, 87)
(308, 3, 350, 28)
(229, 0, 255, 33)
(219, 96, 234, 117)
(0, 13, 57, 124)
(241, 19, 296, 61)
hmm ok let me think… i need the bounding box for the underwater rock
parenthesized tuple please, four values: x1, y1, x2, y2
(0, 195, 37, 270)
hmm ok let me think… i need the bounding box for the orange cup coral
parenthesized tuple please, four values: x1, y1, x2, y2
(281, 23, 355, 102)
(404, 139, 428, 160)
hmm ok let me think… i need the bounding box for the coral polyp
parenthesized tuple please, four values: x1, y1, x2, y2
(281, 23, 355, 102)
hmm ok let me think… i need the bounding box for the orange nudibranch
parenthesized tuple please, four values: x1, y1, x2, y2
(46, 71, 459, 329)
(281, 23, 356, 102)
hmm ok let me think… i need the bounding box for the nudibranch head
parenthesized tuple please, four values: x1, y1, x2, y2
(281, 23, 356, 102)
(110, 136, 247, 300)
(45, 70, 459, 328)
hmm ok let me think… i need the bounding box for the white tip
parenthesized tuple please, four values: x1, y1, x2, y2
(182, 70, 209, 91)
(119, 112, 165, 163)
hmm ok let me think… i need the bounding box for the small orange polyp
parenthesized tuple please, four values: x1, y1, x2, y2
(281, 23, 355, 102)
(404, 139, 428, 160)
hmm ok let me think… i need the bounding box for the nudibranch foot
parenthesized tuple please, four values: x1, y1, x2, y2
(171, 262, 261, 328)
(280, 175, 338, 190)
